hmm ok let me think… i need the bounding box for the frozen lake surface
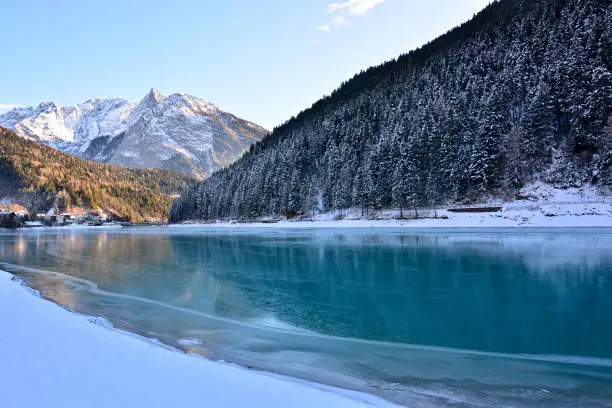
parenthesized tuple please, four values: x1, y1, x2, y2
(1, 227, 611, 407)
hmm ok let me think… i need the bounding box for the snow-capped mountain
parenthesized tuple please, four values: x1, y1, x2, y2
(0, 89, 267, 177)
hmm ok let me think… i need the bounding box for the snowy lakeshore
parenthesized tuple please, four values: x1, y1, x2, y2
(0, 271, 397, 408)
(171, 202, 612, 229)
(172, 210, 612, 229)
(171, 183, 612, 229)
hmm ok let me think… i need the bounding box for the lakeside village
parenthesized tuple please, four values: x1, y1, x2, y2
(0, 209, 112, 229)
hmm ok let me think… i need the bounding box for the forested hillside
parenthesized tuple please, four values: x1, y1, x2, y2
(170, 0, 612, 223)
(0, 127, 196, 221)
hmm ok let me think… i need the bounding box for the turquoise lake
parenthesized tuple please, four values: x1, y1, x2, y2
(1, 227, 611, 407)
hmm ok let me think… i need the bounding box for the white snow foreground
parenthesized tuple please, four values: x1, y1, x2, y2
(0, 272, 396, 408)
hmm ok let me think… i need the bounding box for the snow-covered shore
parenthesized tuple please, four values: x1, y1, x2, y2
(172, 213, 612, 229)
(0, 271, 397, 408)
(171, 204, 612, 229)
(171, 183, 612, 229)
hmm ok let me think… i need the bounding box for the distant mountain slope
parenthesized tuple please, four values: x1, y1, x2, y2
(0, 127, 196, 221)
(0, 89, 268, 177)
(170, 0, 611, 223)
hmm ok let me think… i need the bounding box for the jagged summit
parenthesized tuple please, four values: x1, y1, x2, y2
(141, 88, 164, 106)
(37, 101, 62, 112)
(0, 89, 268, 178)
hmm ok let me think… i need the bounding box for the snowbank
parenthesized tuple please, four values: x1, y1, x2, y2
(172, 184, 612, 229)
(172, 207, 612, 229)
(173, 214, 612, 229)
(0, 271, 396, 408)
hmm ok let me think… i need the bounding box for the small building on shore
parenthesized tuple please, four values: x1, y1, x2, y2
(0, 212, 21, 229)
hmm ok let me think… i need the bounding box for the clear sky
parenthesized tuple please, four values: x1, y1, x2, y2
(0, 0, 491, 130)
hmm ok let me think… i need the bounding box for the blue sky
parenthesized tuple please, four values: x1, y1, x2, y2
(0, 0, 491, 129)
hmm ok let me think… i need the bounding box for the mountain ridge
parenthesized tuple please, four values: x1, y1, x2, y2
(0, 89, 267, 177)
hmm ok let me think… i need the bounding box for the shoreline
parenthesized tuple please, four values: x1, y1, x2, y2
(170, 217, 612, 229)
(169, 183, 612, 229)
(0, 271, 398, 408)
(170, 212, 612, 229)
(5, 214, 612, 231)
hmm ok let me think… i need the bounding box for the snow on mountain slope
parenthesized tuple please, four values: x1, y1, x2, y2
(0, 99, 134, 146)
(0, 89, 267, 177)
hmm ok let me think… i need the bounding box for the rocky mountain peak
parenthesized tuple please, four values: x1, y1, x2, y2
(0, 89, 268, 178)
(142, 88, 164, 106)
